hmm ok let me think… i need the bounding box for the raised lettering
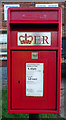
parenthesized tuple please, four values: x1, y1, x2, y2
(42, 36, 49, 44)
(34, 36, 41, 44)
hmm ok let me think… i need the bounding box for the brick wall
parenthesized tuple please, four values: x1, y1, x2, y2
(59, 2, 64, 37)
(0, 60, 7, 67)
(64, 2, 66, 37)
(0, 2, 2, 29)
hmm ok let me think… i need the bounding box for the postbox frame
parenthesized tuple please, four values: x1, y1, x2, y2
(7, 7, 61, 114)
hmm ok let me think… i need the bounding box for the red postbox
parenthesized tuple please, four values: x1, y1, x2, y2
(7, 7, 61, 114)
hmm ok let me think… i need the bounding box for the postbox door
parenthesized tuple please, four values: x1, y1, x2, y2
(12, 51, 56, 110)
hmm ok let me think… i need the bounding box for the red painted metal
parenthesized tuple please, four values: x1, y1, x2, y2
(7, 7, 61, 114)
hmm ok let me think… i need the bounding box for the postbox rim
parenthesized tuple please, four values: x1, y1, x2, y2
(8, 7, 61, 11)
(7, 6, 61, 114)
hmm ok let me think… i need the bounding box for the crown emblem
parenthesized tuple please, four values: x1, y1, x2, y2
(19, 34, 33, 44)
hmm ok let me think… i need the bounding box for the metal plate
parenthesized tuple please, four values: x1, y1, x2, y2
(18, 32, 51, 46)
(32, 52, 38, 59)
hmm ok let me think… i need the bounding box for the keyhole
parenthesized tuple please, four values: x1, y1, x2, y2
(18, 81, 20, 83)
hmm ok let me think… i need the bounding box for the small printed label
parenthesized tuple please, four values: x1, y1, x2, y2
(26, 63, 44, 96)
(32, 52, 38, 59)
(18, 32, 51, 46)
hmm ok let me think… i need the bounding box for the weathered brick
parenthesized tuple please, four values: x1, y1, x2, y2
(0, 60, 7, 67)
(0, 2, 2, 29)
